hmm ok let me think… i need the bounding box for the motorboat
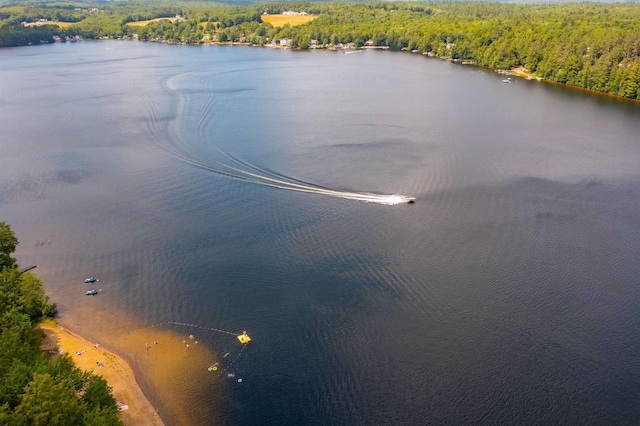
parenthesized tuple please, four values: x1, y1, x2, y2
(84, 277, 98, 283)
(86, 290, 98, 295)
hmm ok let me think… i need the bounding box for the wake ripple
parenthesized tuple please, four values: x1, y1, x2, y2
(147, 70, 415, 206)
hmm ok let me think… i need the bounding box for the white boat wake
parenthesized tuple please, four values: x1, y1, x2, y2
(152, 72, 415, 206)
(168, 147, 415, 205)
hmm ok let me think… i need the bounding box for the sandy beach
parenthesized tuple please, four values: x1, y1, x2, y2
(38, 320, 165, 426)
(509, 65, 541, 80)
(38, 313, 229, 425)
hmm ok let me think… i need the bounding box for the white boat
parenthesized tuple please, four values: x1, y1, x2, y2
(392, 195, 415, 204)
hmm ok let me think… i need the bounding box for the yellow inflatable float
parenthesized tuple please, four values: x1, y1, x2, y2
(237, 330, 251, 344)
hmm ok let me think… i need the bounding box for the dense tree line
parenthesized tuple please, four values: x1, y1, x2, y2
(0, 24, 56, 46)
(1, 1, 640, 99)
(0, 222, 123, 425)
(269, 2, 640, 98)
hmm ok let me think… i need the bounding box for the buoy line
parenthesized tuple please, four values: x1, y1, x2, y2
(168, 321, 239, 336)
(164, 321, 251, 379)
(213, 343, 249, 378)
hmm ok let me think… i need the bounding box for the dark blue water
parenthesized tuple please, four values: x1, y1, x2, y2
(2, 41, 640, 425)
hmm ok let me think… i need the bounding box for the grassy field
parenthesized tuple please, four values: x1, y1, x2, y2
(127, 17, 177, 27)
(198, 21, 219, 29)
(25, 21, 75, 28)
(261, 14, 316, 28)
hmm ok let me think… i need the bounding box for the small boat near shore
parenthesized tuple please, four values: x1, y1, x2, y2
(20, 265, 36, 273)
(86, 290, 98, 295)
(84, 277, 98, 283)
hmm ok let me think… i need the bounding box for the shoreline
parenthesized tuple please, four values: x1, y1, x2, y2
(39, 311, 228, 425)
(37, 319, 165, 426)
(139, 39, 640, 102)
(25, 36, 638, 102)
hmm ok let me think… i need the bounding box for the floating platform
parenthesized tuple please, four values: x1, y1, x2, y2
(237, 331, 251, 344)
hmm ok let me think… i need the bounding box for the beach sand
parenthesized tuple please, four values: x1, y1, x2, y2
(110, 325, 227, 425)
(510, 66, 539, 80)
(38, 315, 230, 425)
(38, 319, 165, 426)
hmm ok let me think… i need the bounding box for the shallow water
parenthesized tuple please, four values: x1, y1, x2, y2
(2, 41, 640, 425)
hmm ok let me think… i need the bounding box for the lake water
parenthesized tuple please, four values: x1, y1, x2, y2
(2, 41, 640, 425)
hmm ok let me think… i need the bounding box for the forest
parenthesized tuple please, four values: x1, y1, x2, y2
(0, 222, 123, 426)
(1, 1, 640, 99)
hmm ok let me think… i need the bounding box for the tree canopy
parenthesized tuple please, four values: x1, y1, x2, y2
(0, 222, 18, 269)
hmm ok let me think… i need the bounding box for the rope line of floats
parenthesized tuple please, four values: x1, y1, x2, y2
(165, 321, 251, 382)
(167, 321, 239, 336)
